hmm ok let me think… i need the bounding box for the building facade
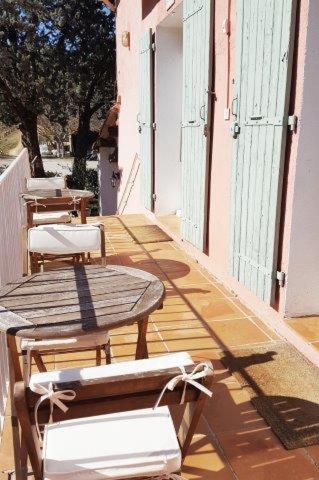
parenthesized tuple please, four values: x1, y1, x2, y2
(113, 0, 319, 324)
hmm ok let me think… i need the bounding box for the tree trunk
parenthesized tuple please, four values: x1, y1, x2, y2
(20, 115, 45, 177)
(72, 114, 91, 189)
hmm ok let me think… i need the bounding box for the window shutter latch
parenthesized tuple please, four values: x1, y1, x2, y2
(288, 115, 297, 132)
(276, 271, 286, 287)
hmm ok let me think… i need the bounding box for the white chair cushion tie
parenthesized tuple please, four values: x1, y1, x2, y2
(67, 194, 82, 210)
(23, 198, 47, 213)
(33, 382, 76, 443)
(154, 363, 213, 409)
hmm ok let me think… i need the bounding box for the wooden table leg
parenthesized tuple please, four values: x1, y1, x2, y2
(136, 317, 149, 360)
(27, 205, 33, 229)
(80, 199, 87, 224)
(80, 199, 90, 261)
(7, 335, 27, 480)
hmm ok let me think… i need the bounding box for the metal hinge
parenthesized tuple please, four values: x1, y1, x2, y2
(152, 43, 156, 52)
(276, 271, 286, 287)
(288, 115, 297, 132)
(152, 193, 157, 201)
(152, 122, 157, 130)
(230, 121, 240, 138)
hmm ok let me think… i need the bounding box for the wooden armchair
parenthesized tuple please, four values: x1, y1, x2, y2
(27, 222, 106, 273)
(14, 352, 214, 480)
(22, 222, 108, 379)
(25, 177, 72, 225)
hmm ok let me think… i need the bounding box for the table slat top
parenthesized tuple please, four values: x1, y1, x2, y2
(0, 265, 165, 339)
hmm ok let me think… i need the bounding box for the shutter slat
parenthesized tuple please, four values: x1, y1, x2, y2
(230, 0, 296, 303)
(139, 29, 153, 210)
(181, 0, 212, 250)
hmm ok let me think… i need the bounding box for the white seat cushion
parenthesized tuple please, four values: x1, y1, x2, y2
(33, 211, 71, 225)
(21, 332, 110, 352)
(43, 406, 181, 480)
(29, 352, 193, 391)
(28, 224, 101, 255)
(27, 177, 66, 190)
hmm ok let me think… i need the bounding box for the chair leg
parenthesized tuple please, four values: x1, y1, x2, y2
(100, 223, 106, 266)
(104, 342, 111, 364)
(29, 253, 35, 274)
(22, 226, 28, 276)
(96, 347, 102, 366)
(32, 351, 47, 373)
(40, 255, 44, 273)
(21, 349, 31, 385)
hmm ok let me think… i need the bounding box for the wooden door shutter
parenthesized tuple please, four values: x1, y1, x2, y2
(181, 0, 213, 250)
(230, 0, 296, 303)
(139, 29, 154, 211)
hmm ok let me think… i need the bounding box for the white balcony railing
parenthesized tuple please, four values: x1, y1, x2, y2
(0, 148, 30, 435)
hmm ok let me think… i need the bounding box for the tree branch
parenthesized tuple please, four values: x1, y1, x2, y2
(100, 0, 117, 13)
(89, 100, 105, 117)
(0, 75, 26, 118)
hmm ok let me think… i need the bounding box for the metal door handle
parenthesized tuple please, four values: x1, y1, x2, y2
(231, 97, 238, 117)
(200, 105, 206, 120)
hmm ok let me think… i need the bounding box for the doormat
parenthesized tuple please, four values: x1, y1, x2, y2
(126, 225, 173, 244)
(221, 341, 319, 449)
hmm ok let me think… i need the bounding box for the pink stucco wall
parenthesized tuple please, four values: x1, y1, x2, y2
(115, 0, 310, 321)
(116, 0, 183, 213)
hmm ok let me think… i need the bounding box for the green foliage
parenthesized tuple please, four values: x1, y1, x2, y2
(55, 0, 116, 188)
(0, 1, 69, 125)
(66, 167, 99, 197)
(85, 168, 99, 197)
(55, 0, 116, 121)
(0, 0, 115, 182)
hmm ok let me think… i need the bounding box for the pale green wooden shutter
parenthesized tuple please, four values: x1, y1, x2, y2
(181, 0, 212, 250)
(230, 0, 296, 303)
(139, 29, 154, 211)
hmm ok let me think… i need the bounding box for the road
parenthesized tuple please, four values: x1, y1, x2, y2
(0, 156, 98, 175)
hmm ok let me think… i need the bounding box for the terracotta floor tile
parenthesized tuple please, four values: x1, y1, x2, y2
(0, 416, 18, 479)
(111, 340, 167, 358)
(169, 270, 213, 287)
(187, 298, 247, 322)
(109, 324, 138, 335)
(152, 319, 205, 332)
(216, 428, 319, 480)
(204, 381, 267, 434)
(150, 308, 199, 323)
(161, 295, 188, 306)
(109, 331, 162, 346)
(183, 283, 235, 300)
(230, 299, 255, 317)
(287, 317, 319, 342)
(304, 444, 319, 466)
(251, 317, 280, 340)
(182, 433, 235, 480)
(142, 241, 176, 252)
(160, 327, 212, 341)
(165, 335, 219, 355)
(204, 318, 272, 348)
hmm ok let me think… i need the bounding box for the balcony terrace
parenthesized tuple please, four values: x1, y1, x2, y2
(1, 213, 319, 479)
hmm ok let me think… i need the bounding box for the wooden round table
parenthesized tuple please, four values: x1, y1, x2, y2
(21, 188, 94, 227)
(0, 265, 165, 479)
(0, 264, 165, 356)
